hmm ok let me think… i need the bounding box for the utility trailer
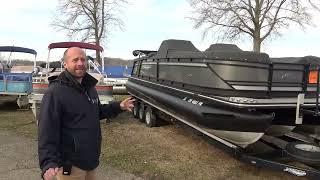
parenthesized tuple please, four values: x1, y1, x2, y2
(130, 94, 320, 179)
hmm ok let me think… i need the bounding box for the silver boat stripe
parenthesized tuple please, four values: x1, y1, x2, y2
(158, 62, 207, 67)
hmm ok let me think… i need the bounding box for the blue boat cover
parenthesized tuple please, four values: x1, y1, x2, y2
(6, 75, 31, 82)
(0, 46, 37, 56)
(101, 66, 132, 78)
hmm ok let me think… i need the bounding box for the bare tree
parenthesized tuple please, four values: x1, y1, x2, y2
(53, 0, 127, 64)
(188, 0, 319, 52)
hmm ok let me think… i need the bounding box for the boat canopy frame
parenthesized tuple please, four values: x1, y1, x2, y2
(46, 42, 105, 73)
(0, 46, 37, 55)
(48, 42, 103, 52)
(0, 46, 37, 71)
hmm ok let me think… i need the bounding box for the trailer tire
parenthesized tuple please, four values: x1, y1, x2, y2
(145, 106, 157, 128)
(133, 100, 139, 118)
(17, 95, 29, 109)
(285, 142, 320, 165)
(138, 102, 145, 122)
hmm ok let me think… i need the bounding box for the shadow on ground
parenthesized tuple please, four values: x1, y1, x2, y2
(0, 96, 19, 111)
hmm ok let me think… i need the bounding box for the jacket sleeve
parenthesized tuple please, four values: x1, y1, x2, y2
(99, 101, 124, 120)
(38, 88, 62, 177)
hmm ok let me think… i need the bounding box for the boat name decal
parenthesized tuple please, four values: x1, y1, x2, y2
(182, 97, 203, 106)
(283, 167, 306, 176)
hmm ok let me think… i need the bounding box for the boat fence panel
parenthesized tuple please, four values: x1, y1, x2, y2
(0, 74, 4, 92)
(5, 73, 32, 93)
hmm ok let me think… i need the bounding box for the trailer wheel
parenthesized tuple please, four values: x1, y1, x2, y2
(145, 106, 157, 127)
(17, 95, 29, 109)
(138, 102, 145, 122)
(285, 142, 320, 165)
(133, 100, 139, 118)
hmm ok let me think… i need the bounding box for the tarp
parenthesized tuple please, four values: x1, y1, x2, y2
(102, 66, 132, 78)
(153, 39, 202, 59)
(0, 46, 37, 56)
(271, 56, 320, 64)
(48, 42, 103, 52)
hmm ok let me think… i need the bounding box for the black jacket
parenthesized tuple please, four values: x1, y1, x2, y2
(38, 71, 123, 176)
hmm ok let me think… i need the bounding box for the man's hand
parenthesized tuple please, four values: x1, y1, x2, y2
(120, 97, 135, 111)
(43, 167, 61, 180)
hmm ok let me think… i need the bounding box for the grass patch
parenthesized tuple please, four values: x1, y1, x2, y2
(0, 96, 37, 139)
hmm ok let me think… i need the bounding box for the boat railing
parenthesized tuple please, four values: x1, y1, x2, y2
(133, 57, 320, 98)
(0, 74, 4, 92)
(0, 73, 32, 94)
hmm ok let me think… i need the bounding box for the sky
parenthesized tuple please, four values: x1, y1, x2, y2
(0, 0, 320, 62)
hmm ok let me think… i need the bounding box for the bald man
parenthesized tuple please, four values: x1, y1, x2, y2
(38, 47, 134, 180)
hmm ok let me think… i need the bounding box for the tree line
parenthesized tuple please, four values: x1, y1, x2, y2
(52, 0, 320, 62)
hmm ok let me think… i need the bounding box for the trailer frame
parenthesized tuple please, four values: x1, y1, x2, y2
(130, 93, 320, 179)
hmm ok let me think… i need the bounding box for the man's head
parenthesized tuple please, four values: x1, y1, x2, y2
(63, 47, 88, 79)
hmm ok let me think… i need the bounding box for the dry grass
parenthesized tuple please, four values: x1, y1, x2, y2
(101, 112, 305, 180)
(0, 96, 306, 180)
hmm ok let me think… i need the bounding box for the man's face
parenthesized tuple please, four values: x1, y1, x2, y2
(64, 47, 88, 78)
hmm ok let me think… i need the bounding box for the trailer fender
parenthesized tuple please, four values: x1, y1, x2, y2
(285, 142, 320, 165)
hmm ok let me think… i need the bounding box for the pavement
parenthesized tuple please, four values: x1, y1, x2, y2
(0, 130, 142, 180)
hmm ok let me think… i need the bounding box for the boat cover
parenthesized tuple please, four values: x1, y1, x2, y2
(204, 44, 270, 63)
(271, 56, 320, 64)
(0, 46, 37, 56)
(153, 39, 205, 59)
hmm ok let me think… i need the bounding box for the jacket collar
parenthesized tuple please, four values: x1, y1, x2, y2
(49, 70, 98, 91)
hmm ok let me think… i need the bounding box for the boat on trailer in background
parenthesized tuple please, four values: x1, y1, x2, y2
(127, 39, 320, 178)
(0, 46, 36, 108)
(29, 42, 113, 119)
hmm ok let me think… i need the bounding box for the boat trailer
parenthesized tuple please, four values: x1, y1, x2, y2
(131, 93, 320, 179)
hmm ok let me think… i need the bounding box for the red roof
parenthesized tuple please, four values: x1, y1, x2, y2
(48, 42, 103, 52)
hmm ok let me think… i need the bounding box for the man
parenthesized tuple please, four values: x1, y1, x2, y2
(38, 47, 134, 180)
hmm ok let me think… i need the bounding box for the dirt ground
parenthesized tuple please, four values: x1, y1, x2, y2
(0, 95, 307, 180)
(0, 96, 141, 180)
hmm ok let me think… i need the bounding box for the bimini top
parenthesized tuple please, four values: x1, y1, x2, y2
(48, 42, 103, 52)
(153, 39, 205, 59)
(0, 46, 37, 56)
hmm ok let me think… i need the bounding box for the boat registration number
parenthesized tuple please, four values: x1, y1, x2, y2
(182, 97, 203, 106)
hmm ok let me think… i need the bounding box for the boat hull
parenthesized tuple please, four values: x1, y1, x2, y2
(203, 128, 264, 148)
(265, 125, 296, 136)
(127, 78, 275, 147)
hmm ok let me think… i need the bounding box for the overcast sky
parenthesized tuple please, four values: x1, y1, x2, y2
(0, 0, 320, 62)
